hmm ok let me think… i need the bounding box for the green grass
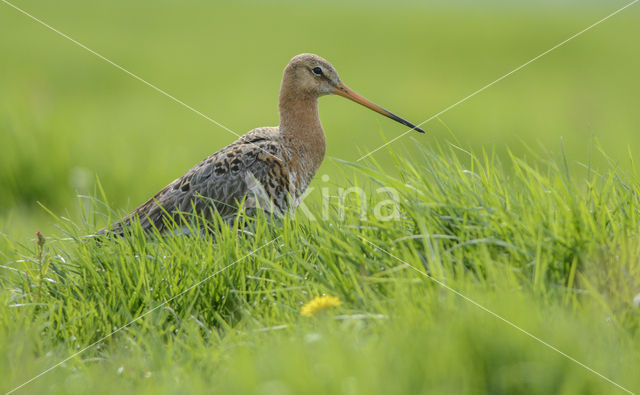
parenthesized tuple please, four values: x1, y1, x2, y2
(2, 145, 640, 394)
(2, 1, 640, 394)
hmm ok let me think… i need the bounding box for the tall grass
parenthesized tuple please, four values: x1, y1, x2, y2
(1, 144, 639, 394)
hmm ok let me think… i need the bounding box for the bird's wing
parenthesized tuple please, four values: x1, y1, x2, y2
(102, 127, 289, 235)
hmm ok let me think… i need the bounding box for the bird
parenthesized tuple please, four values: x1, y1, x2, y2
(100, 53, 424, 236)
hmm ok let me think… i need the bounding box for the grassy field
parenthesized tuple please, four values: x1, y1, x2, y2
(1, 1, 640, 394)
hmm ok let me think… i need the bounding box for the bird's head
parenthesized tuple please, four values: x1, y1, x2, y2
(283, 53, 425, 133)
(284, 53, 341, 96)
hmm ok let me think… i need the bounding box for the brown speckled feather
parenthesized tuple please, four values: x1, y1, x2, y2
(103, 127, 294, 234)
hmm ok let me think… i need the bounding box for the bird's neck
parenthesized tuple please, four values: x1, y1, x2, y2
(278, 86, 326, 170)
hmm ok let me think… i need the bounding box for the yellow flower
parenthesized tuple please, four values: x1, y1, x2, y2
(300, 295, 341, 317)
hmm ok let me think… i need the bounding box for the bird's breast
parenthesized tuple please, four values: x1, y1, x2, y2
(283, 144, 323, 205)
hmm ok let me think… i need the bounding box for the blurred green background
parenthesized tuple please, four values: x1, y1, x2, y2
(1, 0, 639, 238)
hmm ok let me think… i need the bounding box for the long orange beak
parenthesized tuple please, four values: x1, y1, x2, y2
(333, 82, 425, 133)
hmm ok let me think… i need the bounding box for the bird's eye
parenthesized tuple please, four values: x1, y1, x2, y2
(312, 67, 323, 76)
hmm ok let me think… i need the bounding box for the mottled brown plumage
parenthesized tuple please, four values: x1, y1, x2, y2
(101, 53, 424, 235)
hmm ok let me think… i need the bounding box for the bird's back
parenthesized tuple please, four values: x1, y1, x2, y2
(101, 126, 293, 235)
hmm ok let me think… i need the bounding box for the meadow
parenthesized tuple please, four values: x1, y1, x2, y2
(1, 1, 640, 394)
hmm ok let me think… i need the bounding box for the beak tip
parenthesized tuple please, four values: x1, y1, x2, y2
(415, 126, 425, 133)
